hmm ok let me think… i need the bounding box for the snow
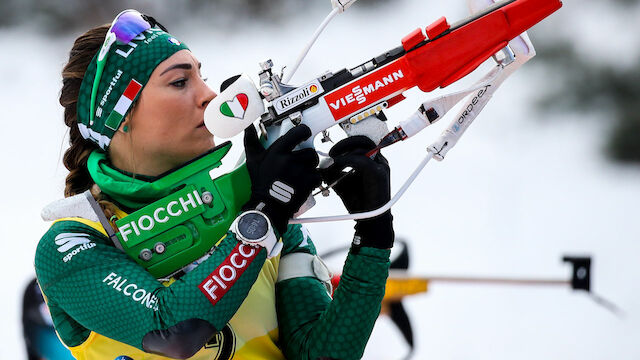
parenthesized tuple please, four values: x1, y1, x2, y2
(1, 0, 638, 358)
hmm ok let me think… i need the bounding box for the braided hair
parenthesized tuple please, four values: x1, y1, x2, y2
(59, 24, 119, 223)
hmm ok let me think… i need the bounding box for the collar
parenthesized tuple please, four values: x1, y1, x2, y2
(87, 142, 233, 209)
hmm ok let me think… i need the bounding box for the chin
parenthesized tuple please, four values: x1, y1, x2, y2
(191, 138, 216, 157)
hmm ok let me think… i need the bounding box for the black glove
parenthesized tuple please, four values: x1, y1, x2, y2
(243, 124, 322, 235)
(320, 136, 394, 249)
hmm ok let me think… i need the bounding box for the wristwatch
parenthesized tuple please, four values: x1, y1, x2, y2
(231, 210, 282, 258)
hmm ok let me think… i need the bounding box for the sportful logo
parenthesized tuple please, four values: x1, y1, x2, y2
(269, 181, 294, 203)
(199, 243, 259, 306)
(273, 80, 324, 115)
(95, 70, 124, 119)
(55, 233, 96, 263)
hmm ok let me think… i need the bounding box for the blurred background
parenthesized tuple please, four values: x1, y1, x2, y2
(1, 0, 639, 359)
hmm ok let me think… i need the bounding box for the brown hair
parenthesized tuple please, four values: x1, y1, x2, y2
(60, 24, 118, 223)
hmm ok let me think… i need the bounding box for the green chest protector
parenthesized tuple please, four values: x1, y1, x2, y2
(90, 142, 251, 278)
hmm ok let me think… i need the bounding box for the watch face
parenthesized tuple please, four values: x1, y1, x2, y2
(238, 212, 269, 241)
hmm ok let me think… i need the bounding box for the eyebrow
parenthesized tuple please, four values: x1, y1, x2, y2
(160, 63, 191, 76)
(160, 62, 202, 76)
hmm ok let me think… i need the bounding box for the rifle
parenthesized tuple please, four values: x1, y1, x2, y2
(204, 0, 563, 222)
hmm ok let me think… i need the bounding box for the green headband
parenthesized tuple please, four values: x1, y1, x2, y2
(77, 28, 189, 150)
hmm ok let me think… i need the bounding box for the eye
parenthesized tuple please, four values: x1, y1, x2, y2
(170, 78, 187, 88)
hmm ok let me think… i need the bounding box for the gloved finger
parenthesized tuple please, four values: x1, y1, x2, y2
(320, 165, 358, 187)
(373, 150, 390, 170)
(318, 156, 349, 184)
(243, 125, 264, 158)
(320, 155, 363, 185)
(270, 125, 313, 154)
(329, 136, 377, 158)
(321, 166, 359, 204)
(324, 153, 386, 179)
(292, 148, 320, 168)
(292, 170, 322, 203)
(319, 166, 340, 185)
(306, 170, 323, 188)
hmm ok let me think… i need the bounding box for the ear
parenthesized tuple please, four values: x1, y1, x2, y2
(119, 114, 132, 134)
(120, 104, 138, 134)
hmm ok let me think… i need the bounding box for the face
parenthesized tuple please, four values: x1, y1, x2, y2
(110, 49, 216, 176)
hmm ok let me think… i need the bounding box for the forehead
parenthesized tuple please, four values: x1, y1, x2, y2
(154, 49, 199, 73)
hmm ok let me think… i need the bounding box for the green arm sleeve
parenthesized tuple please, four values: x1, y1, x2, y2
(276, 226, 390, 360)
(34, 220, 267, 351)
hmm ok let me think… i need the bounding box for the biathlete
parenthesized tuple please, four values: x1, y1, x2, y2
(35, 9, 395, 360)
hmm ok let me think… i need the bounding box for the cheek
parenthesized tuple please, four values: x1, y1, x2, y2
(132, 90, 211, 158)
(136, 93, 192, 134)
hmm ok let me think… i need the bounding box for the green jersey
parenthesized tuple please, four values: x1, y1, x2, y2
(35, 211, 390, 359)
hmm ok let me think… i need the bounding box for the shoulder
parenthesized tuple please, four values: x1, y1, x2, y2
(280, 223, 317, 256)
(37, 219, 108, 254)
(35, 219, 111, 290)
(36, 192, 121, 273)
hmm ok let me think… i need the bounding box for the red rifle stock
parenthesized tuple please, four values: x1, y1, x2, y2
(322, 0, 562, 122)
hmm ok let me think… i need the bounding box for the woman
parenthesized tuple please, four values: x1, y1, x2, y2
(35, 9, 395, 360)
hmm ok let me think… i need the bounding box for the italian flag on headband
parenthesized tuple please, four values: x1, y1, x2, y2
(105, 79, 143, 131)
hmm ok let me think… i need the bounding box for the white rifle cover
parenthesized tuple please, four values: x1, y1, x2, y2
(204, 74, 265, 139)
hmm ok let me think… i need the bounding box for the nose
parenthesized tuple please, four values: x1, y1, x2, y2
(199, 81, 217, 108)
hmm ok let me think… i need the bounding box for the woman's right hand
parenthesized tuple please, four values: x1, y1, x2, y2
(243, 124, 322, 235)
(320, 136, 394, 249)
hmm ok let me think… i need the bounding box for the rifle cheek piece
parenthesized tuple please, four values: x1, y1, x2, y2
(112, 142, 252, 279)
